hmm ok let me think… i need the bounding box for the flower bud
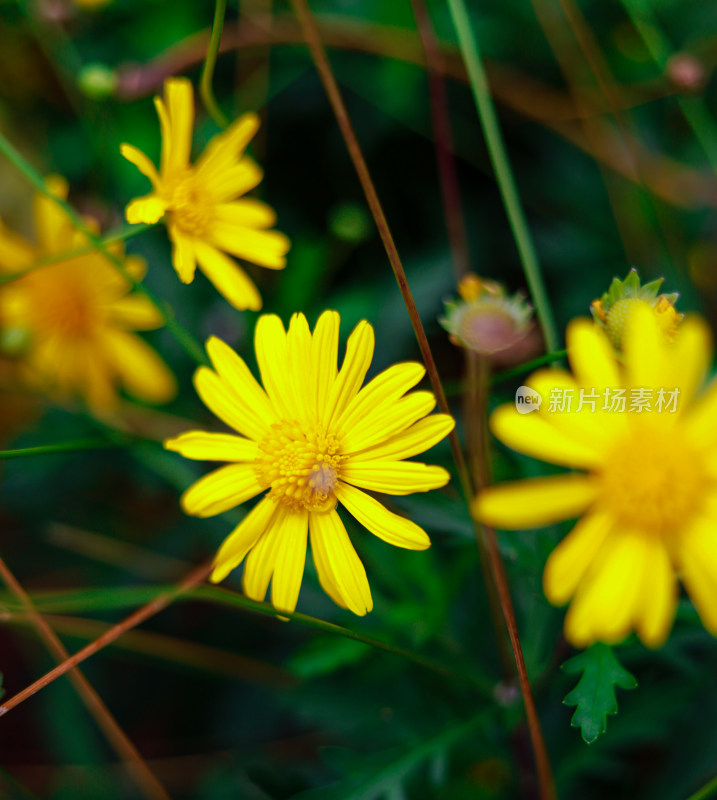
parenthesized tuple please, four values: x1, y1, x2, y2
(440, 274, 533, 356)
(591, 268, 682, 348)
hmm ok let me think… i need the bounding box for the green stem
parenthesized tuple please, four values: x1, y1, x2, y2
(686, 775, 717, 800)
(619, 0, 717, 174)
(0, 131, 207, 366)
(0, 224, 154, 287)
(0, 437, 135, 460)
(446, 0, 559, 355)
(201, 0, 230, 129)
(491, 348, 569, 385)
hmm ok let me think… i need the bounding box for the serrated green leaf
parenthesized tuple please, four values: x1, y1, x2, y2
(562, 643, 637, 744)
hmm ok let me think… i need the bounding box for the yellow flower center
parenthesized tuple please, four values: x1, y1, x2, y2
(24, 267, 98, 339)
(255, 420, 344, 512)
(164, 170, 212, 237)
(599, 422, 710, 535)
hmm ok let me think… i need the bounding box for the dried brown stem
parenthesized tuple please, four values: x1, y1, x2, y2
(287, 0, 472, 499)
(0, 555, 173, 800)
(409, 0, 470, 279)
(0, 561, 213, 717)
(288, 1, 553, 795)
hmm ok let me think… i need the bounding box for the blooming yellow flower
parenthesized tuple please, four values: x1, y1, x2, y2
(121, 77, 290, 311)
(0, 177, 176, 411)
(474, 306, 717, 648)
(165, 311, 455, 614)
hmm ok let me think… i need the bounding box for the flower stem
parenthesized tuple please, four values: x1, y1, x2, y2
(0, 437, 132, 460)
(0, 130, 207, 367)
(0, 223, 155, 287)
(446, 0, 559, 355)
(0, 561, 214, 717)
(0, 555, 172, 800)
(288, 0, 472, 500)
(686, 774, 717, 800)
(409, 0, 470, 279)
(0, 566, 497, 718)
(469, 356, 556, 800)
(201, 0, 230, 129)
(618, 0, 717, 174)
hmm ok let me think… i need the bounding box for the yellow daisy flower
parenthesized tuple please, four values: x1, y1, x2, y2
(121, 77, 290, 311)
(474, 305, 717, 648)
(165, 311, 455, 615)
(0, 177, 176, 411)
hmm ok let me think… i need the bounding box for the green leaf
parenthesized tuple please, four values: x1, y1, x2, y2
(562, 643, 637, 744)
(0, 672, 4, 701)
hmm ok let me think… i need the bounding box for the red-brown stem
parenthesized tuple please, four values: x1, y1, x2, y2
(288, 2, 554, 796)
(468, 356, 555, 799)
(288, 0, 472, 499)
(0, 555, 173, 800)
(0, 561, 213, 717)
(409, 0, 470, 279)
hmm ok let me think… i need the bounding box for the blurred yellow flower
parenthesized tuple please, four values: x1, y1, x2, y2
(474, 306, 717, 648)
(121, 77, 290, 311)
(165, 311, 454, 615)
(0, 177, 176, 411)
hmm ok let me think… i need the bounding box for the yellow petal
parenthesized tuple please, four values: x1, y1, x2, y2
(271, 509, 309, 613)
(336, 361, 425, 437)
(474, 475, 596, 529)
(205, 335, 276, 431)
(543, 510, 614, 605)
(635, 539, 676, 647)
(180, 463, 263, 518)
(0, 220, 34, 271)
(109, 295, 164, 330)
(336, 483, 430, 550)
(193, 366, 270, 442)
(287, 313, 313, 421)
(126, 194, 167, 225)
(194, 240, 261, 310)
(215, 199, 277, 229)
(490, 403, 604, 469)
(120, 143, 160, 186)
(677, 514, 717, 635)
(208, 223, 290, 270)
(34, 176, 73, 250)
(164, 76, 194, 172)
(211, 496, 277, 583)
(340, 461, 450, 496)
(206, 158, 263, 202)
(196, 112, 260, 181)
(564, 530, 655, 647)
(322, 320, 374, 429)
(243, 506, 289, 601)
(348, 414, 455, 462)
(105, 330, 177, 404)
(527, 368, 624, 441)
(665, 315, 711, 411)
(254, 314, 293, 418)
(623, 302, 664, 391)
(169, 227, 197, 283)
(309, 509, 372, 614)
(341, 391, 437, 454)
(311, 310, 340, 418)
(164, 430, 258, 461)
(567, 318, 620, 390)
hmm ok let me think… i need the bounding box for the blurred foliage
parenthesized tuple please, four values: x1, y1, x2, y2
(0, 0, 717, 798)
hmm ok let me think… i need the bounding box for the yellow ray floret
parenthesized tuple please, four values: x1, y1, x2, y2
(121, 77, 290, 311)
(473, 304, 717, 649)
(165, 311, 455, 616)
(0, 176, 176, 411)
